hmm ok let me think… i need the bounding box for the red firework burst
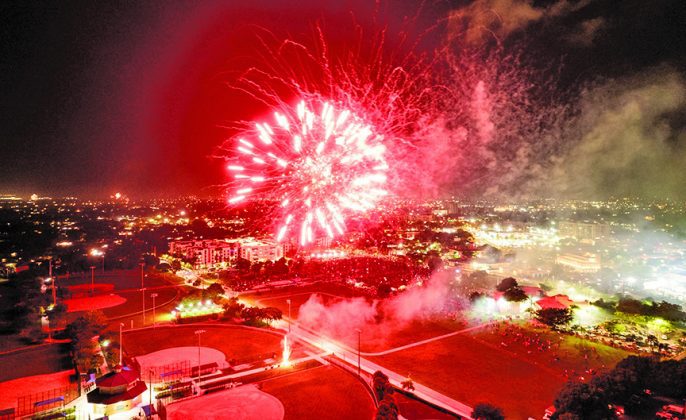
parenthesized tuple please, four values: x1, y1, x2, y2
(227, 97, 388, 245)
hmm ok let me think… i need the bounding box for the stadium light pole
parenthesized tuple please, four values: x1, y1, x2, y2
(149, 368, 154, 409)
(357, 329, 362, 377)
(90, 266, 95, 296)
(151, 293, 158, 327)
(140, 262, 145, 326)
(119, 322, 124, 366)
(195, 329, 206, 381)
(49, 259, 56, 307)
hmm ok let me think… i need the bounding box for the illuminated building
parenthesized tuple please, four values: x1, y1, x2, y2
(472, 223, 559, 249)
(86, 366, 147, 417)
(169, 238, 284, 267)
(558, 221, 610, 241)
(555, 252, 601, 273)
(239, 239, 284, 262)
(169, 239, 239, 268)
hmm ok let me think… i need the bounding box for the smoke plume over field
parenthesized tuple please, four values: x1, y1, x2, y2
(296, 271, 464, 346)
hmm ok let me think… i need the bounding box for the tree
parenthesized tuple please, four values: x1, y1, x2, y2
(205, 283, 224, 301)
(654, 300, 686, 322)
(65, 311, 108, 373)
(539, 283, 552, 293)
(262, 307, 283, 322)
(271, 257, 289, 276)
(13, 272, 51, 341)
(373, 371, 391, 400)
(469, 291, 485, 303)
(461, 271, 491, 291)
(503, 286, 528, 302)
(554, 382, 615, 419)
(373, 371, 398, 420)
(222, 298, 245, 319)
(535, 307, 573, 330)
(472, 403, 505, 420)
(376, 394, 398, 420)
(65, 311, 107, 342)
(496, 277, 518, 292)
(234, 257, 251, 271)
(616, 298, 644, 315)
(240, 306, 281, 326)
(46, 302, 68, 329)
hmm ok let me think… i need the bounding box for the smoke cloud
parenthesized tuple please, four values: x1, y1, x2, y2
(296, 271, 464, 344)
(545, 67, 686, 199)
(298, 295, 378, 338)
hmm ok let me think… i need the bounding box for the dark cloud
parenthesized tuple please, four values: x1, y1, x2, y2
(447, 0, 591, 45)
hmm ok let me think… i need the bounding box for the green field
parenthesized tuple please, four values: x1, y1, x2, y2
(371, 324, 631, 419)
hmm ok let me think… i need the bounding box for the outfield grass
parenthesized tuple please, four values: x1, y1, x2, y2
(469, 322, 631, 374)
(122, 325, 282, 361)
(260, 365, 375, 420)
(372, 327, 632, 419)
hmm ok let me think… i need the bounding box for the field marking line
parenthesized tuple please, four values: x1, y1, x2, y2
(360, 323, 490, 356)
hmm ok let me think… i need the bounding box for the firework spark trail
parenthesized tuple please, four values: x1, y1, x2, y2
(227, 98, 388, 245)
(219, 18, 445, 243)
(220, 10, 570, 237)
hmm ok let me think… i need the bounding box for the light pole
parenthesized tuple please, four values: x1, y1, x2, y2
(357, 329, 361, 377)
(194, 329, 206, 381)
(151, 293, 158, 327)
(47, 260, 55, 341)
(119, 322, 124, 366)
(90, 266, 95, 296)
(90, 249, 105, 273)
(49, 259, 56, 307)
(149, 368, 154, 411)
(140, 262, 145, 326)
(286, 299, 291, 333)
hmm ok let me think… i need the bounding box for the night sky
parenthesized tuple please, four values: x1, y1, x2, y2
(1, 0, 684, 199)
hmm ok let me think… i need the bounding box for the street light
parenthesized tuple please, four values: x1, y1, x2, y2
(357, 329, 362, 376)
(90, 266, 96, 296)
(119, 322, 124, 366)
(194, 329, 206, 381)
(140, 262, 145, 326)
(90, 248, 105, 273)
(286, 299, 292, 333)
(49, 259, 56, 307)
(151, 293, 158, 327)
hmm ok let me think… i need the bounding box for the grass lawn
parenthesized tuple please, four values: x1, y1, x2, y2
(371, 329, 631, 419)
(0, 343, 72, 382)
(0, 370, 75, 411)
(360, 318, 468, 353)
(260, 364, 375, 420)
(58, 269, 170, 290)
(122, 325, 282, 362)
(394, 392, 456, 420)
(469, 322, 631, 374)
